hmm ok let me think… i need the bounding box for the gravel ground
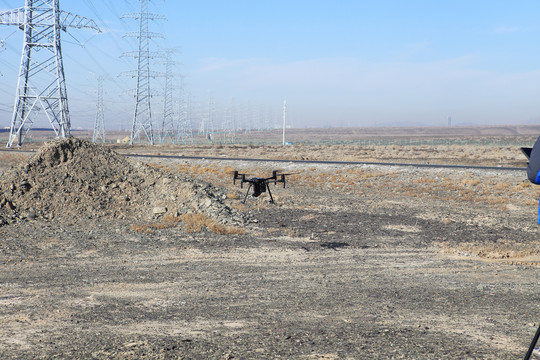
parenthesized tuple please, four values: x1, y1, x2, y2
(1, 140, 540, 359)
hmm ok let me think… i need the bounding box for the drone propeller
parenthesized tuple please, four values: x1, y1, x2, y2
(270, 169, 299, 176)
(233, 170, 248, 187)
(268, 171, 299, 188)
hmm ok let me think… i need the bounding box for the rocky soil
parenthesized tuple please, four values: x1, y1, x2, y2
(0, 138, 247, 227)
(1, 137, 540, 359)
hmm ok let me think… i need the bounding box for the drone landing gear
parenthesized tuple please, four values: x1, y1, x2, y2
(241, 183, 252, 204)
(524, 323, 540, 360)
(266, 186, 275, 204)
(241, 183, 275, 204)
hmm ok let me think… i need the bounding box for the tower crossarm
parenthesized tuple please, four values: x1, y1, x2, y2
(60, 11, 101, 32)
(0, 7, 25, 26)
(123, 31, 164, 39)
(119, 70, 166, 78)
(121, 13, 167, 21)
(121, 51, 165, 59)
(0, 8, 100, 32)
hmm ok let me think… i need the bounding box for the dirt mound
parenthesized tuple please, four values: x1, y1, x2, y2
(0, 138, 246, 227)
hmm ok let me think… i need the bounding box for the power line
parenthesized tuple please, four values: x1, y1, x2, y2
(81, 0, 133, 59)
(0, 1, 15, 8)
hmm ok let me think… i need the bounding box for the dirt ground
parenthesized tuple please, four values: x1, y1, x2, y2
(1, 134, 540, 359)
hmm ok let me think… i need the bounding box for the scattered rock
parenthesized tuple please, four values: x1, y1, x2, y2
(0, 138, 248, 228)
(152, 206, 168, 215)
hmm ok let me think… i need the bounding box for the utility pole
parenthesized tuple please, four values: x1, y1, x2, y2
(0, 0, 100, 147)
(92, 76, 106, 143)
(121, 0, 166, 145)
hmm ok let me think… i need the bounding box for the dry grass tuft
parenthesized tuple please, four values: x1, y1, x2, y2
(151, 213, 180, 229)
(516, 182, 533, 189)
(175, 163, 237, 187)
(147, 163, 172, 172)
(461, 178, 480, 187)
(227, 192, 240, 200)
(441, 241, 540, 261)
(180, 212, 246, 235)
(179, 213, 207, 233)
(0, 153, 29, 167)
(416, 177, 436, 184)
(130, 224, 154, 234)
(131, 214, 182, 233)
(493, 182, 511, 191)
(129, 212, 245, 235)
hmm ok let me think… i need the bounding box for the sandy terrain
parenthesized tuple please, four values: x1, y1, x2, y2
(0, 131, 540, 359)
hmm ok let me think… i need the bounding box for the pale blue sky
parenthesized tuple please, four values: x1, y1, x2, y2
(1, 0, 540, 130)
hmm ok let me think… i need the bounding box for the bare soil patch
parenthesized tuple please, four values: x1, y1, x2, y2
(1, 135, 539, 359)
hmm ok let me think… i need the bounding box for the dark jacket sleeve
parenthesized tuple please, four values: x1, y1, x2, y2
(527, 136, 540, 184)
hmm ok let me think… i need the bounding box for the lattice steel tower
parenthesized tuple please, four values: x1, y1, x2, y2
(200, 91, 215, 142)
(122, 0, 166, 145)
(92, 76, 106, 143)
(159, 49, 176, 144)
(223, 98, 236, 144)
(0, 0, 99, 147)
(177, 87, 193, 144)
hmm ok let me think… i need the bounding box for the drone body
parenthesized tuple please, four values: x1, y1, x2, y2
(233, 170, 291, 203)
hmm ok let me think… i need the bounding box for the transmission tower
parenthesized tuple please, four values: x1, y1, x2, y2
(176, 78, 193, 144)
(223, 98, 236, 143)
(176, 76, 193, 144)
(159, 49, 177, 144)
(121, 0, 166, 145)
(0, 0, 100, 147)
(204, 92, 216, 142)
(92, 76, 106, 143)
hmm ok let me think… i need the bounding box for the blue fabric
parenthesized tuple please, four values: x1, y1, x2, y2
(536, 170, 540, 224)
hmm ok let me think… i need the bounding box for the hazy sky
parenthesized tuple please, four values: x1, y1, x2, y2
(1, 0, 540, 130)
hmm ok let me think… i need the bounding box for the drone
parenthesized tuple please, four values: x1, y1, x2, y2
(233, 170, 293, 204)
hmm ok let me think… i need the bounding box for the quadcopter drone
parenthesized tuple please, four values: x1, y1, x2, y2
(233, 170, 293, 204)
